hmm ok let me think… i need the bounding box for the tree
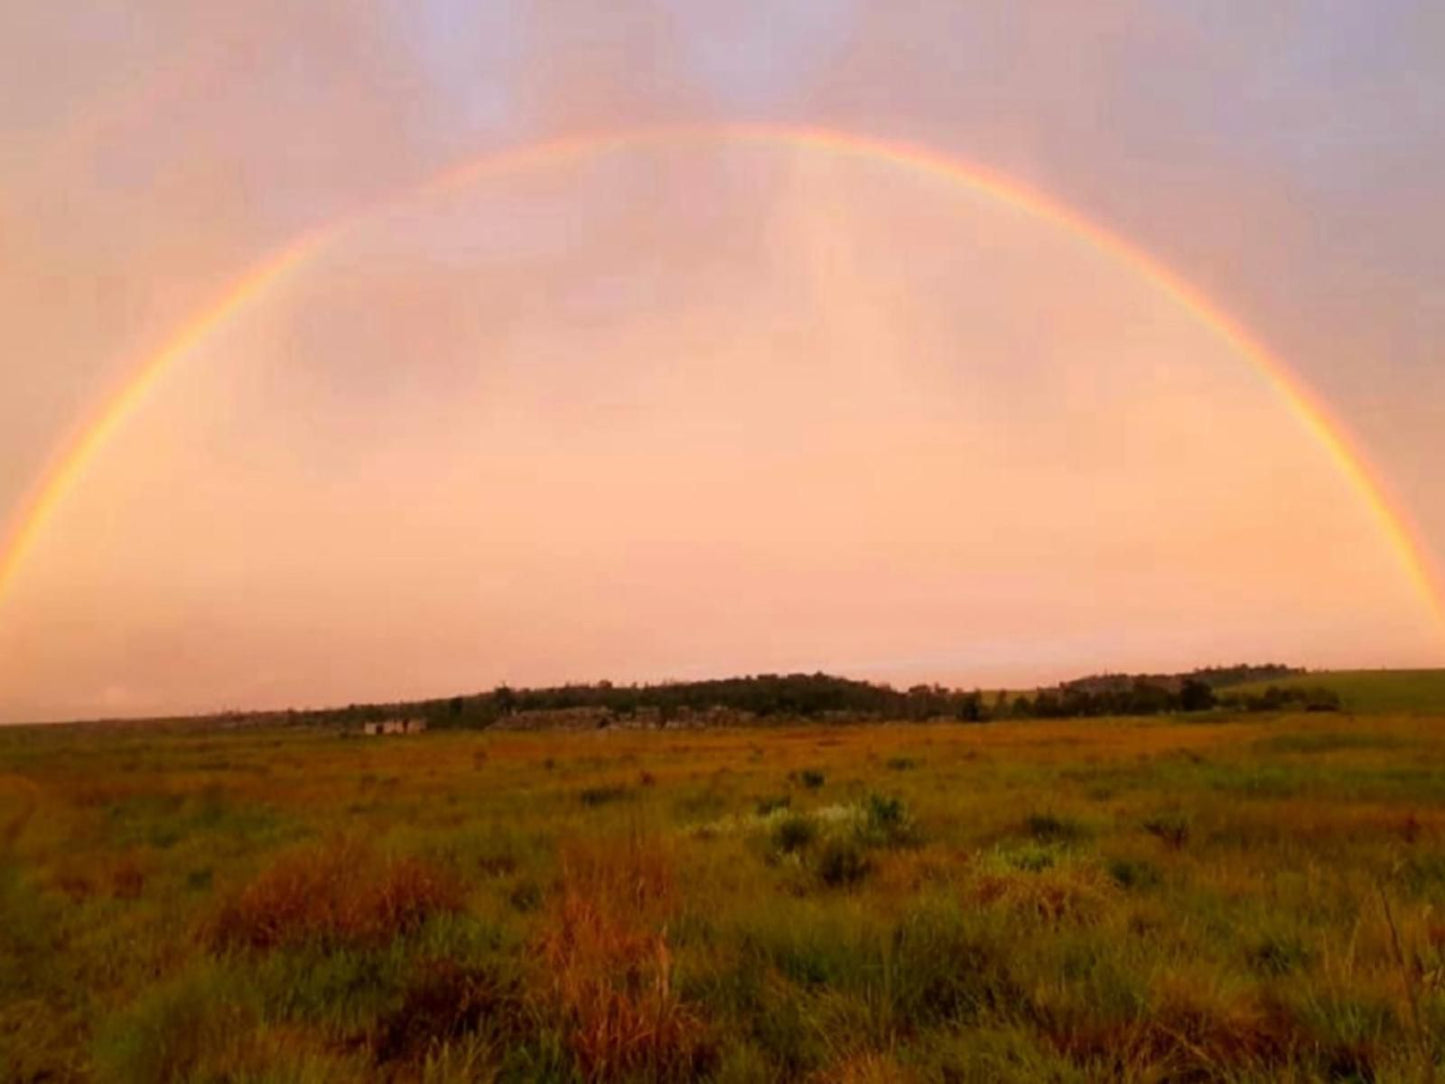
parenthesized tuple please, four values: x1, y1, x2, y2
(1179, 679, 1216, 712)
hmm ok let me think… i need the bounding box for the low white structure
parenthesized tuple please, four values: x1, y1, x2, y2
(361, 718, 427, 735)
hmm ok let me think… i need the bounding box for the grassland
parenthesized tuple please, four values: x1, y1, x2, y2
(1230, 669, 1445, 716)
(3, 710, 1444, 1082)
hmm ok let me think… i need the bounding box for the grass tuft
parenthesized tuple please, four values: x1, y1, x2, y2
(211, 838, 464, 952)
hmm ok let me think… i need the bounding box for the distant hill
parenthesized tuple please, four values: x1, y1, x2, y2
(1228, 669, 1445, 714)
(46, 664, 1445, 732)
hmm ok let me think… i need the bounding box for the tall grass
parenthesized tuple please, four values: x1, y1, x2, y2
(1, 710, 1443, 1080)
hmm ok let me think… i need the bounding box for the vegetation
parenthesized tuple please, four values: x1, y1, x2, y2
(1229, 669, 1445, 715)
(144, 664, 1344, 736)
(3, 703, 1444, 1082)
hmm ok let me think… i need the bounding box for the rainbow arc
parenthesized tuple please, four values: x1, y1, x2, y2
(2, 123, 1441, 642)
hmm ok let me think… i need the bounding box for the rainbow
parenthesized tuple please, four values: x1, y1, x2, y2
(2, 123, 1442, 640)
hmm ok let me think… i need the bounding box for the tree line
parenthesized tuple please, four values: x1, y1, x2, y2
(271, 664, 1337, 730)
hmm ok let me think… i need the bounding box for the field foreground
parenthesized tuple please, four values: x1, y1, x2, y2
(2, 714, 1444, 1082)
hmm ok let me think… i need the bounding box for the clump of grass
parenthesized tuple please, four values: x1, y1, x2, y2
(755, 794, 791, 816)
(1142, 812, 1191, 849)
(816, 838, 871, 888)
(1002, 842, 1056, 873)
(110, 856, 146, 900)
(91, 963, 262, 1084)
(771, 814, 817, 855)
(53, 867, 96, 901)
(371, 959, 522, 1067)
(1106, 857, 1161, 891)
(1246, 932, 1315, 976)
(1025, 812, 1086, 844)
(508, 878, 543, 914)
(579, 784, 631, 807)
(211, 838, 464, 952)
(973, 864, 1112, 925)
(537, 835, 713, 1080)
(857, 793, 919, 848)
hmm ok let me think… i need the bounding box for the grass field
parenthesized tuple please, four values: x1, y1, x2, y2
(3, 711, 1444, 1082)
(1230, 670, 1445, 715)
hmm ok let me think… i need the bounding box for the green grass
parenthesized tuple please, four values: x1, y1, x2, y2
(1231, 668, 1445, 713)
(2, 713, 1444, 1081)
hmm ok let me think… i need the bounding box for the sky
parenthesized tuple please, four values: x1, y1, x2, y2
(1, 2, 1442, 722)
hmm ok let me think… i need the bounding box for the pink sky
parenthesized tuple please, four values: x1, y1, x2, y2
(1, 4, 1442, 722)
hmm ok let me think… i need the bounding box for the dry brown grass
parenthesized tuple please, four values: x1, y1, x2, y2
(535, 834, 712, 1081)
(211, 837, 464, 951)
(810, 1051, 918, 1084)
(110, 854, 147, 899)
(971, 866, 1114, 925)
(1039, 982, 1306, 1082)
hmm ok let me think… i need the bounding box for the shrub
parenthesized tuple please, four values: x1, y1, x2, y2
(211, 839, 464, 952)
